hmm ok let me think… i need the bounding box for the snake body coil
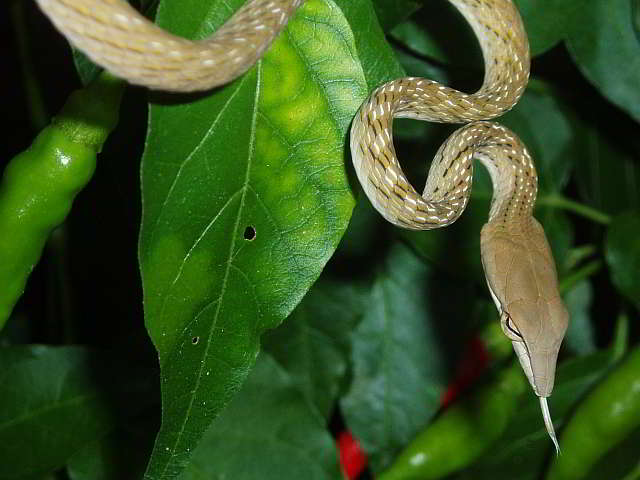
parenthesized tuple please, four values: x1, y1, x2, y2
(36, 0, 568, 452)
(35, 0, 303, 91)
(350, 0, 568, 450)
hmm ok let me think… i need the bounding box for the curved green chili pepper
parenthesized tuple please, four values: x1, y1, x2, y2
(377, 359, 526, 480)
(0, 72, 124, 328)
(546, 346, 640, 480)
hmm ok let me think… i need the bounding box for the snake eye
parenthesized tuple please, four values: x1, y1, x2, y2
(501, 312, 524, 341)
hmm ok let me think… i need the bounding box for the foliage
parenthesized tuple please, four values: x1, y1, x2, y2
(2, 0, 639, 479)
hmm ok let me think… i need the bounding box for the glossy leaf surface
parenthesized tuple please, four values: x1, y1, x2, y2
(138, 0, 397, 476)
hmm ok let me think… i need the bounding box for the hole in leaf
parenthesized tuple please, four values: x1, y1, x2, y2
(244, 226, 256, 241)
(192, 336, 200, 345)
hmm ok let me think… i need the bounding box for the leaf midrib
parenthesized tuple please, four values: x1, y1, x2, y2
(155, 62, 262, 477)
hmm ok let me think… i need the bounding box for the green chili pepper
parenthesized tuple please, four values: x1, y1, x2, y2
(0, 72, 124, 328)
(546, 346, 640, 480)
(377, 359, 526, 480)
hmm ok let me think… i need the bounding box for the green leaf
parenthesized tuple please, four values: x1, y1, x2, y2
(567, 0, 640, 123)
(263, 278, 369, 419)
(72, 49, 102, 87)
(500, 81, 579, 194)
(334, 0, 405, 88)
(605, 211, 640, 308)
(392, 49, 451, 93)
(138, 0, 379, 476)
(563, 280, 597, 355)
(371, 0, 422, 32)
(67, 420, 156, 480)
(512, 0, 581, 56)
(0, 346, 147, 478)
(453, 350, 615, 480)
(178, 353, 341, 480)
(340, 243, 475, 472)
(389, 3, 482, 68)
(536, 207, 574, 278)
(333, 192, 387, 260)
(635, 0, 640, 40)
(575, 129, 640, 215)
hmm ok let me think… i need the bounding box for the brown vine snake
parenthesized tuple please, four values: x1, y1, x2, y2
(35, 0, 568, 451)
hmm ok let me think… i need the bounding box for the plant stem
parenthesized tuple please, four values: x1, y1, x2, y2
(537, 193, 611, 225)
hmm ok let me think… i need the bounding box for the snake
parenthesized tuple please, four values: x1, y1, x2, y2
(35, 0, 569, 451)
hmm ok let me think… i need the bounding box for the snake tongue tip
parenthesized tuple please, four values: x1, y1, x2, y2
(539, 396, 560, 455)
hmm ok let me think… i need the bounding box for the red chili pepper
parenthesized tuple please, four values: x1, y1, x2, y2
(440, 337, 490, 408)
(338, 431, 368, 479)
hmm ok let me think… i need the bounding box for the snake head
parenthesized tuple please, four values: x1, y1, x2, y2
(480, 218, 569, 398)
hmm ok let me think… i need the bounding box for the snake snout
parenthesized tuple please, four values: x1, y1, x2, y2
(529, 350, 558, 398)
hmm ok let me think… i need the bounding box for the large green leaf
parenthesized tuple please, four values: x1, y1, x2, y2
(0, 346, 147, 478)
(340, 243, 475, 472)
(179, 353, 341, 480)
(606, 211, 640, 308)
(567, 0, 640, 123)
(138, 0, 405, 476)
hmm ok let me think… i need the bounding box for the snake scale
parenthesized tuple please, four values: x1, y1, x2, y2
(35, 0, 569, 451)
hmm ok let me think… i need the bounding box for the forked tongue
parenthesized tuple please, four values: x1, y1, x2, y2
(540, 396, 560, 454)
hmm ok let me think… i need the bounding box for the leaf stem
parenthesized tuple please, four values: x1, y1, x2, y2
(537, 194, 611, 225)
